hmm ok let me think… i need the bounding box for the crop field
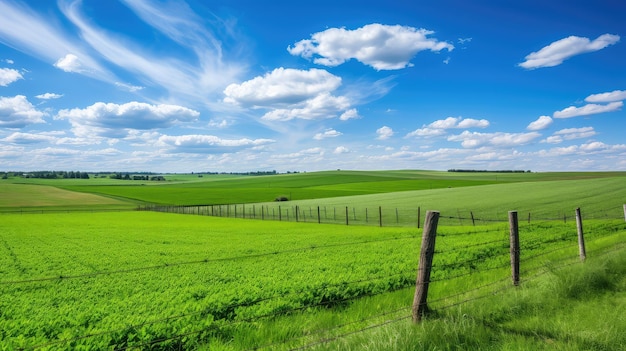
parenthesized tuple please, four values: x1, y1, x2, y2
(0, 170, 625, 350)
(5, 170, 625, 207)
(1, 210, 624, 350)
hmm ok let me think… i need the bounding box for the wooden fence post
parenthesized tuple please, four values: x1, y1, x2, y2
(295, 206, 299, 222)
(509, 211, 520, 286)
(575, 208, 586, 261)
(623, 204, 626, 222)
(317, 206, 321, 224)
(470, 211, 475, 226)
(379, 206, 383, 227)
(412, 210, 440, 323)
(345, 206, 349, 226)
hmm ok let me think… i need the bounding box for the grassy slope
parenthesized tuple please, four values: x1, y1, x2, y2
(270, 176, 626, 223)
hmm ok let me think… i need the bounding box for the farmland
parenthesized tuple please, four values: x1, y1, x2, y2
(0, 170, 625, 350)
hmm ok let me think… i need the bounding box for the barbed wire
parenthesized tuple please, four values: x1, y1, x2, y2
(1, 235, 418, 286)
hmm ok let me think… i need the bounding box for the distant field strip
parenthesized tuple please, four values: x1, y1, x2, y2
(0, 183, 129, 209)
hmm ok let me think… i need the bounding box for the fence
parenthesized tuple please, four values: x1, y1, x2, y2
(138, 202, 626, 228)
(1, 206, 625, 350)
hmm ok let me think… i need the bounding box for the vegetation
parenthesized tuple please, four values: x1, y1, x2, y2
(0, 170, 624, 350)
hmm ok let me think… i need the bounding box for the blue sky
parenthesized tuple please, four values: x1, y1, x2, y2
(0, 0, 624, 173)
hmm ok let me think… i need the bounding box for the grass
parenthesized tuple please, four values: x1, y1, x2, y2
(0, 210, 623, 350)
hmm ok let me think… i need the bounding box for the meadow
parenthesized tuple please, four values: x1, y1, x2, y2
(0, 170, 625, 350)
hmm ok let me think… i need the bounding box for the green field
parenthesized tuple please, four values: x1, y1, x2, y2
(1, 170, 625, 350)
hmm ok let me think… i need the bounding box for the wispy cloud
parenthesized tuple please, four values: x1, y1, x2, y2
(553, 101, 623, 118)
(447, 131, 541, 148)
(36, 93, 64, 100)
(288, 23, 453, 70)
(527, 115, 553, 131)
(0, 1, 113, 80)
(585, 90, 626, 103)
(519, 34, 620, 69)
(314, 128, 343, 140)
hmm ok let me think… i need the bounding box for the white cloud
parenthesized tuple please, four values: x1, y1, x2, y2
(376, 126, 394, 140)
(158, 134, 275, 153)
(0, 67, 23, 86)
(544, 127, 596, 144)
(527, 115, 552, 130)
(288, 23, 453, 70)
(585, 90, 626, 103)
(208, 119, 230, 128)
(339, 108, 360, 121)
(56, 101, 199, 138)
(519, 34, 620, 69)
(54, 53, 84, 73)
(224, 68, 357, 122)
(553, 101, 623, 118)
(2, 132, 56, 144)
(334, 146, 349, 154)
(448, 131, 541, 148)
(314, 128, 342, 140)
(0, 2, 113, 81)
(406, 117, 489, 138)
(224, 68, 341, 107)
(115, 82, 144, 92)
(0, 95, 46, 127)
(36, 93, 63, 100)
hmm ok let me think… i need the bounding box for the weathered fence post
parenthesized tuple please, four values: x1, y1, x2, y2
(295, 206, 299, 222)
(279, 206, 282, 221)
(379, 206, 383, 227)
(509, 211, 520, 286)
(317, 206, 321, 224)
(345, 206, 349, 226)
(261, 206, 264, 220)
(575, 207, 586, 261)
(365, 208, 369, 223)
(470, 211, 475, 226)
(412, 210, 440, 323)
(396, 208, 399, 224)
(623, 204, 626, 222)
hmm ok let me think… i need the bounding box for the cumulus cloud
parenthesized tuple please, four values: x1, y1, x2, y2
(225, 68, 356, 122)
(314, 129, 342, 140)
(0, 67, 23, 86)
(544, 127, 596, 144)
(527, 115, 553, 130)
(224, 68, 341, 106)
(519, 34, 620, 69)
(585, 90, 626, 103)
(36, 92, 63, 100)
(0, 95, 46, 128)
(376, 126, 394, 140)
(54, 53, 85, 73)
(334, 146, 349, 154)
(339, 108, 360, 121)
(447, 131, 541, 148)
(406, 117, 489, 138)
(158, 134, 274, 153)
(288, 23, 453, 70)
(553, 101, 623, 118)
(56, 101, 199, 138)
